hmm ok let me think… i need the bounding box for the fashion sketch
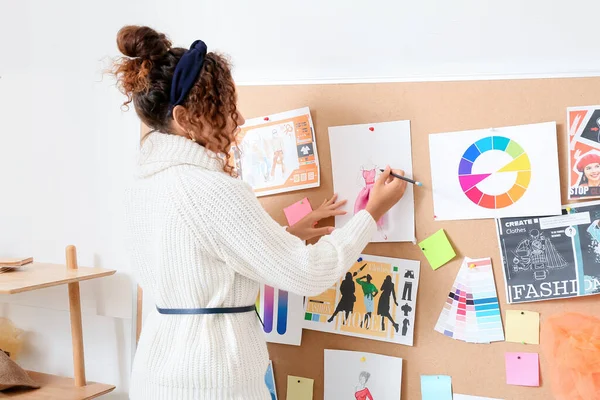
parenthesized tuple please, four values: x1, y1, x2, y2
(354, 164, 387, 240)
(354, 371, 374, 400)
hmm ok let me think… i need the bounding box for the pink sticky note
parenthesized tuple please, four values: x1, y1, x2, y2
(505, 352, 539, 387)
(283, 198, 313, 227)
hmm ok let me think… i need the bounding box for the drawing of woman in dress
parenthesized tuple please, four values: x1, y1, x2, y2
(356, 274, 378, 330)
(354, 371, 373, 400)
(377, 275, 399, 333)
(270, 129, 285, 179)
(354, 166, 387, 239)
(327, 272, 356, 324)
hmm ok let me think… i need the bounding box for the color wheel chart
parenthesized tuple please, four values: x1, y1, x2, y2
(434, 257, 504, 343)
(459, 136, 531, 209)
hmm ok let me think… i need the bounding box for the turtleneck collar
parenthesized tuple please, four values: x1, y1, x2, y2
(137, 132, 225, 178)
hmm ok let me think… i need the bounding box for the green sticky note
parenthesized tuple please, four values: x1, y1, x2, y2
(419, 229, 456, 270)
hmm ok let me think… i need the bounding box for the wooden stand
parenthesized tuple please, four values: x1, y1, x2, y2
(0, 246, 116, 399)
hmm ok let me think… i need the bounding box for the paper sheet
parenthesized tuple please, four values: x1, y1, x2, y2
(567, 106, 600, 200)
(287, 376, 313, 400)
(231, 107, 320, 197)
(328, 120, 415, 242)
(496, 200, 600, 303)
(304, 254, 420, 346)
(435, 257, 505, 343)
(505, 310, 539, 344)
(283, 198, 313, 226)
(265, 361, 278, 400)
(454, 395, 504, 400)
(429, 122, 561, 220)
(324, 349, 403, 400)
(420, 375, 452, 400)
(256, 285, 304, 346)
(505, 352, 540, 387)
(419, 229, 456, 270)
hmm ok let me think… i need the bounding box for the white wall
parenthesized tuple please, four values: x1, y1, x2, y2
(1, 0, 599, 397)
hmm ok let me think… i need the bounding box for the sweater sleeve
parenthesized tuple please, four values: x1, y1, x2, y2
(179, 174, 377, 297)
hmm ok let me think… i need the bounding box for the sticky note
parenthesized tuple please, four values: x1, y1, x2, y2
(420, 375, 452, 400)
(419, 229, 456, 270)
(505, 352, 539, 387)
(283, 198, 313, 227)
(505, 310, 540, 344)
(287, 376, 313, 400)
(454, 395, 504, 400)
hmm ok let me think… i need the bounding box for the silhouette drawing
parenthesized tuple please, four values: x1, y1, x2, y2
(402, 318, 410, 336)
(327, 272, 356, 324)
(402, 281, 413, 301)
(377, 275, 399, 333)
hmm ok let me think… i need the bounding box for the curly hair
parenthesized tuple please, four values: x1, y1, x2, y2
(111, 25, 238, 176)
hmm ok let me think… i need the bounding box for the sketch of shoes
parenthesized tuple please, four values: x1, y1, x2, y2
(394, 323, 399, 333)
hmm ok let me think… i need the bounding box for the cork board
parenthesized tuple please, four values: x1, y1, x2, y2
(137, 77, 600, 399)
(233, 78, 600, 400)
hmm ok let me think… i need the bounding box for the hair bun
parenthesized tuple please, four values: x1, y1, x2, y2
(117, 25, 171, 60)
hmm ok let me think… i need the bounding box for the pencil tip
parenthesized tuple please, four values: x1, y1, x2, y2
(416, 182, 423, 186)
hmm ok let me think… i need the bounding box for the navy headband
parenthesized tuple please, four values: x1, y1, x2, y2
(169, 40, 208, 112)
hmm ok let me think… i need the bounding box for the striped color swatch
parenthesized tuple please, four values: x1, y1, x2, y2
(434, 257, 504, 343)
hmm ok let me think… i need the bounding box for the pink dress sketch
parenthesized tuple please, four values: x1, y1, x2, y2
(354, 168, 387, 239)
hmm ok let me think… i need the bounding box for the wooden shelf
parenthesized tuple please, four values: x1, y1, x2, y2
(0, 263, 116, 294)
(0, 371, 115, 399)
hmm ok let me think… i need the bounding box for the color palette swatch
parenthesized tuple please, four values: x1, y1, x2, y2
(459, 136, 531, 209)
(435, 257, 505, 343)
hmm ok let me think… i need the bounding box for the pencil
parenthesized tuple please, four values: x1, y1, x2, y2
(380, 169, 423, 186)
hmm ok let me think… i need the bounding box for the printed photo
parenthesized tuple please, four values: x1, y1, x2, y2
(568, 106, 600, 199)
(231, 107, 319, 197)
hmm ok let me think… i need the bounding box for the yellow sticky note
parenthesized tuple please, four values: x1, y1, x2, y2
(419, 229, 456, 270)
(506, 310, 540, 344)
(287, 376, 314, 400)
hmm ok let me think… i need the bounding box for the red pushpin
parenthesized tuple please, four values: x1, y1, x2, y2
(369, 127, 374, 131)
(264, 117, 270, 121)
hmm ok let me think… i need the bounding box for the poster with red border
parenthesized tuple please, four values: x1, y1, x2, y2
(568, 106, 600, 199)
(231, 107, 320, 197)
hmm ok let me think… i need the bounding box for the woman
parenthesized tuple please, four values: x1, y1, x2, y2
(327, 272, 356, 324)
(112, 26, 407, 399)
(576, 153, 600, 187)
(377, 275, 399, 333)
(354, 371, 374, 400)
(356, 274, 378, 330)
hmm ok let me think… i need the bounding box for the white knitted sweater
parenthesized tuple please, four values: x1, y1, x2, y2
(125, 132, 376, 400)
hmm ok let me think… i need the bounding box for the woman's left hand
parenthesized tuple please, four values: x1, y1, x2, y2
(286, 194, 347, 241)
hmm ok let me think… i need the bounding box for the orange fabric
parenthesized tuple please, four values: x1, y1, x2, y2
(541, 312, 600, 400)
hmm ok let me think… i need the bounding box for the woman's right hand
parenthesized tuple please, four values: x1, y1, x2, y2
(365, 166, 407, 222)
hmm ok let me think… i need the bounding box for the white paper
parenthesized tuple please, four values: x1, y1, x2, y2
(328, 121, 415, 242)
(324, 350, 402, 400)
(257, 285, 304, 346)
(454, 395, 503, 400)
(429, 122, 561, 221)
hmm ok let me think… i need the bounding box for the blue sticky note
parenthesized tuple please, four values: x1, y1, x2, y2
(421, 375, 452, 400)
